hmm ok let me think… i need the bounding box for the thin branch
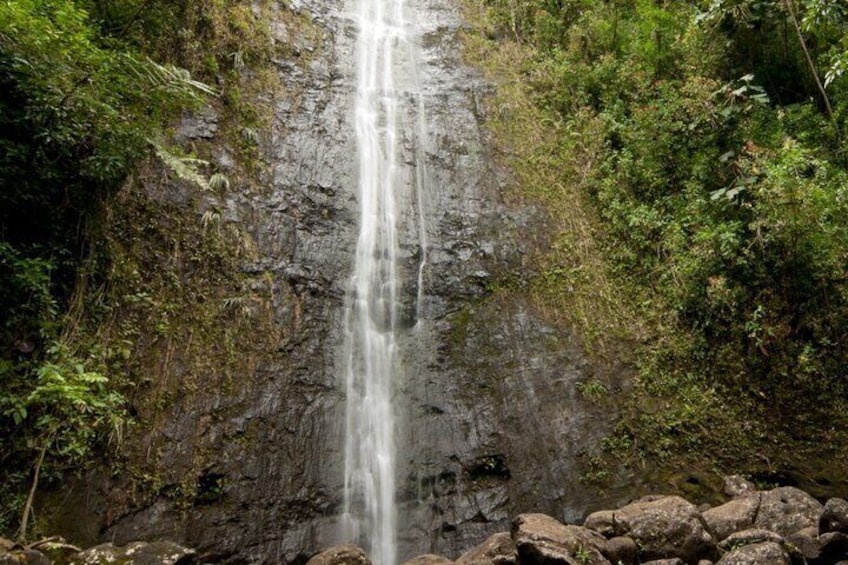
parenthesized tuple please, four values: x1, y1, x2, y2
(783, 0, 834, 119)
(17, 439, 50, 542)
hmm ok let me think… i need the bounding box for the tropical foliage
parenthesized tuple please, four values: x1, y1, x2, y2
(468, 0, 848, 474)
(0, 0, 214, 536)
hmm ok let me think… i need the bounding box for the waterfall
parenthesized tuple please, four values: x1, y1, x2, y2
(342, 0, 429, 563)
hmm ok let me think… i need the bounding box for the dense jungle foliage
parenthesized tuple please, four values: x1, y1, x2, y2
(467, 0, 848, 484)
(0, 0, 281, 537)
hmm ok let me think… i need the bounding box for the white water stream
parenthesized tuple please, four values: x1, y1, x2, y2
(341, 0, 429, 563)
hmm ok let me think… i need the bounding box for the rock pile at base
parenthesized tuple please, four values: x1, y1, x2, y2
(2, 477, 846, 564)
(310, 476, 847, 565)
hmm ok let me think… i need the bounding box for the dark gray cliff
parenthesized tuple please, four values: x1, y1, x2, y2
(52, 0, 628, 563)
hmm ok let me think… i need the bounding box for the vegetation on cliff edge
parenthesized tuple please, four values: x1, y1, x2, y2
(462, 0, 848, 492)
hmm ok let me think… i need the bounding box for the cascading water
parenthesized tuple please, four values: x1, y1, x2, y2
(342, 0, 429, 563)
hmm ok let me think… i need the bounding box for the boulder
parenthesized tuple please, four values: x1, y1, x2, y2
(754, 487, 823, 536)
(640, 560, 683, 565)
(69, 542, 196, 565)
(719, 528, 785, 551)
(610, 495, 717, 562)
(786, 528, 821, 563)
(723, 476, 757, 499)
(306, 545, 371, 565)
(601, 536, 636, 565)
(511, 513, 610, 565)
(821, 498, 848, 534)
(716, 541, 792, 565)
(718, 529, 805, 564)
(584, 511, 616, 538)
(702, 494, 761, 541)
(402, 555, 453, 565)
(819, 532, 848, 564)
(455, 532, 517, 565)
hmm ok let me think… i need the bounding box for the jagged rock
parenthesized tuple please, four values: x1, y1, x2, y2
(754, 487, 823, 536)
(402, 555, 453, 565)
(584, 511, 616, 538)
(702, 494, 761, 541)
(306, 545, 371, 565)
(175, 106, 219, 141)
(69, 542, 196, 565)
(511, 513, 610, 565)
(716, 542, 792, 565)
(601, 536, 636, 565)
(818, 532, 848, 564)
(821, 499, 848, 534)
(455, 532, 517, 565)
(640, 560, 683, 565)
(698, 561, 716, 565)
(723, 476, 757, 499)
(610, 495, 716, 562)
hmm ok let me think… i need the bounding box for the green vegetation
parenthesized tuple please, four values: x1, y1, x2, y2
(462, 0, 848, 489)
(0, 0, 297, 538)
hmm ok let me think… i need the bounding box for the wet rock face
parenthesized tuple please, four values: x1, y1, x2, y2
(65, 0, 616, 563)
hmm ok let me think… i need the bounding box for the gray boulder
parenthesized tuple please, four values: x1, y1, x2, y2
(818, 532, 848, 564)
(716, 542, 791, 565)
(584, 511, 615, 538)
(821, 498, 848, 535)
(719, 528, 786, 551)
(610, 495, 717, 562)
(511, 513, 610, 565)
(306, 545, 371, 565)
(455, 532, 517, 565)
(703, 494, 761, 541)
(786, 528, 821, 563)
(718, 529, 805, 564)
(754, 487, 823, 536)
(69, 542, 195, 565)
(641, 560, 684, 565)
(601, 536, 636, 565)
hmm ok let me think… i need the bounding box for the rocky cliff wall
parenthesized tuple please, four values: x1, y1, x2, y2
(49, 1, 629, 562)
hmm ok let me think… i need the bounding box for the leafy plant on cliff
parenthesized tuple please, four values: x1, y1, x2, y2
(0, 0, 212, 537)
(463, 0, 848, 486)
